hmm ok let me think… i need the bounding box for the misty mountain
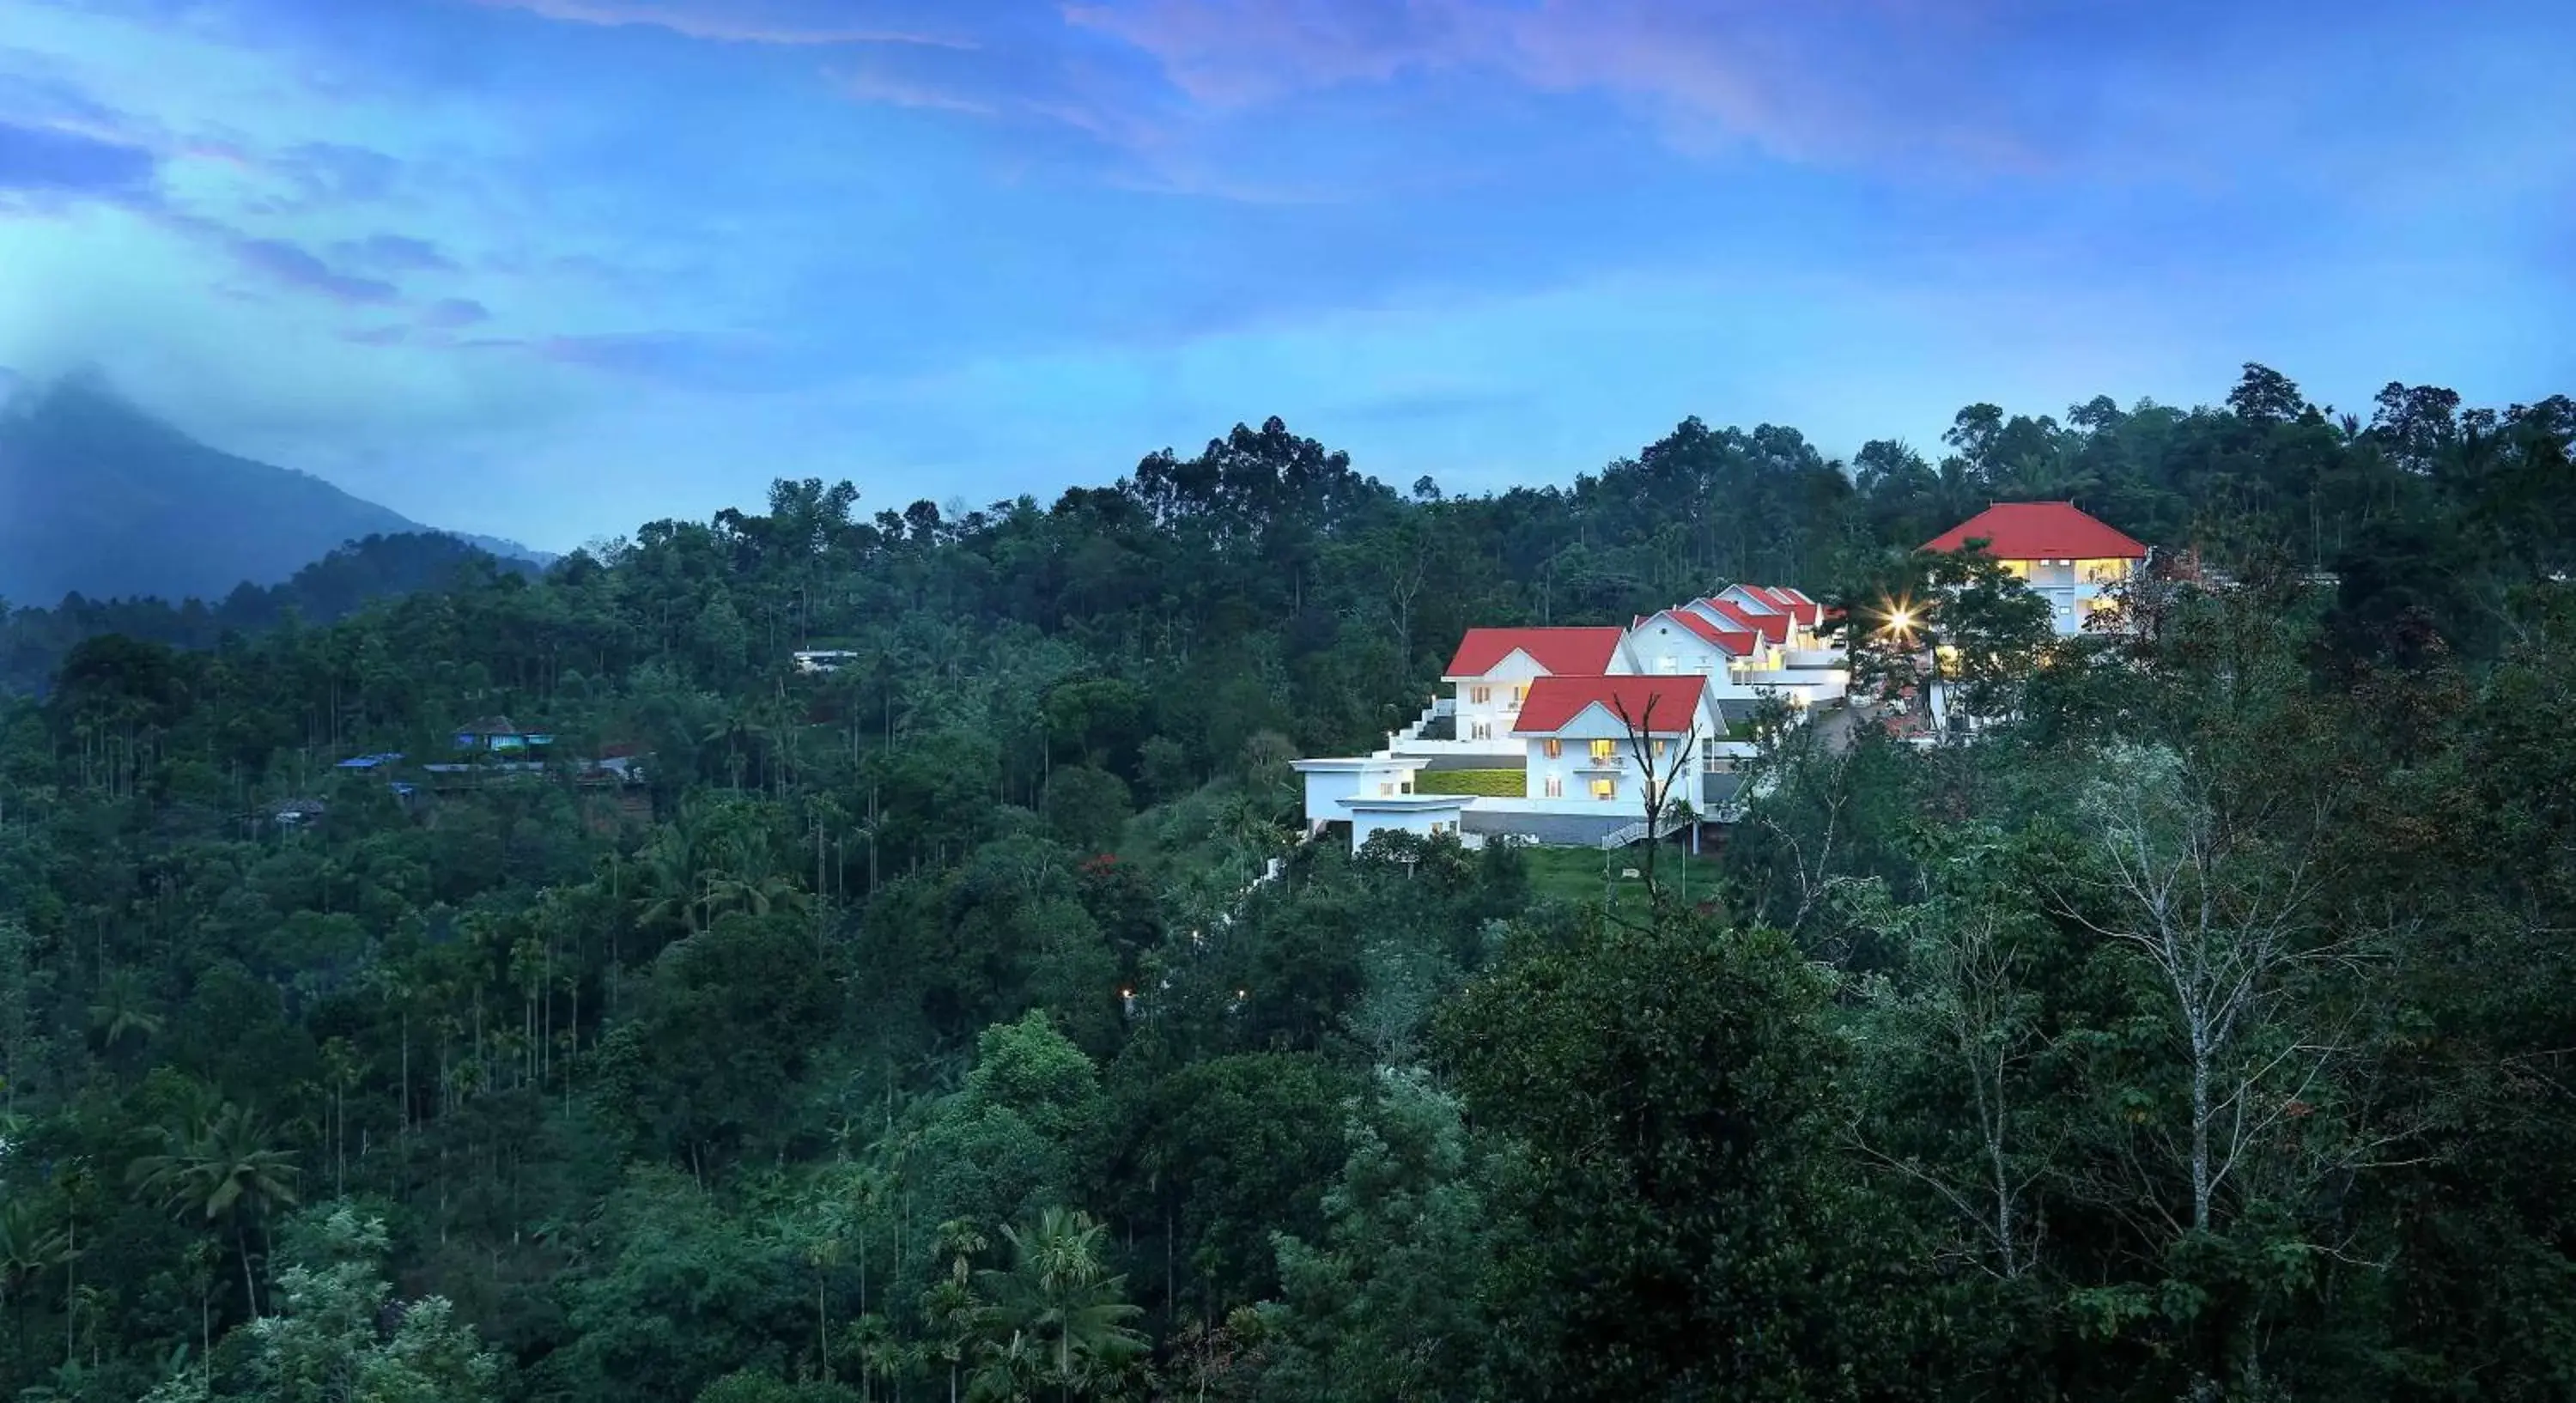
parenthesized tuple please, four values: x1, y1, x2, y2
(0, 374, 550, 607)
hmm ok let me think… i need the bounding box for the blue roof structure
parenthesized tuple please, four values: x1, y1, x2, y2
(336, 752, 405, 769)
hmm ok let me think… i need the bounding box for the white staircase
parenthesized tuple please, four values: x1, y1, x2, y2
(1392, 697, 1453, 747)
(1599, 809, 1696, 852)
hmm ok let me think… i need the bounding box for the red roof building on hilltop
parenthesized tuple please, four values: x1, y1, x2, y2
(1748, 585, 1822, 628)
(1922, 501, 2152, 638)
(1664, 610, 1758, 656)
(1511, 675, 1713, 736)
(1706, 598, 1790, 647)
(1443, 626, 1627, 678)
(1922, 501, 2148, 561)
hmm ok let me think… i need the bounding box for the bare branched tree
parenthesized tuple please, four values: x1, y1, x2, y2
(2057, 742, 2362, 1238)
(1610, 689, 1704, 909)
(1847, 875, 2052, 1281)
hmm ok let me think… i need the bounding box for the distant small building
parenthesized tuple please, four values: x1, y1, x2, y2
(793, 650, 860, 674)
(453, 716, 555, 752)
(272, 797, 328, 827)
(1923, 501, 2150, 636)
(335, 752, 405, 770)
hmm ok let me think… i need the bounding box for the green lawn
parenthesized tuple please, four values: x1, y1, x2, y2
(1415, 768, 1525, 797)
(1517, 841, 1731, 916)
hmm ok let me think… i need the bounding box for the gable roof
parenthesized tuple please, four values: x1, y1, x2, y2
(1512, 675, 1711, 735)
(1749, 585, 1821, 627)
(1707, 598, 1789, 646)
(1644, 609, 1757, 657)
(1443, 626, 1626, 678)
(1923, 502, 2148, 560)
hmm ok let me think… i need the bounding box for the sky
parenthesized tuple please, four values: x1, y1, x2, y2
(2, 0, 2571, 550)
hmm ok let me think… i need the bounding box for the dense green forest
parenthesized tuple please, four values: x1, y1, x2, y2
(0, 364, 2571, 1401)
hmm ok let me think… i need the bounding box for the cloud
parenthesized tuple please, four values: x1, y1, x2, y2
(1060, 0, 2032, 169)
(228, 237, 401, 304)
(268, 141, 401, 203)
(532, 331, 762, 386)
(420, 296, 490, 328)
(333, 233, 458, 272)
(830, 67, 1000, 117)
(0, 118, 156, 194)
(463, 0, 972, 47)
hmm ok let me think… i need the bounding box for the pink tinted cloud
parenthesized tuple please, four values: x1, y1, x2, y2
(464, 0, 973, 47)
(1061, 0, 2028, 168)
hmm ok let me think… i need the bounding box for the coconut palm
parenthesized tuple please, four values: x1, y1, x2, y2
(973, 1208, 1147, 1403)
(127, 1102, 300, 1317)
(0, 1196, 67, 1354)
(88, 967, 164, 1051)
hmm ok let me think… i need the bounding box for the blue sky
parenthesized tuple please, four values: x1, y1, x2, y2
(3, 0, 2570, 550)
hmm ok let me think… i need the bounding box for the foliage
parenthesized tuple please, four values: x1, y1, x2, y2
(0, 364, 2572, 1400)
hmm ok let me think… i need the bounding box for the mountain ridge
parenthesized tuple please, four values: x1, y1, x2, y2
(0, 374, 552, 608)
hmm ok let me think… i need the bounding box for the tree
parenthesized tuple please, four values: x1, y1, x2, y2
(970, 1207, 1146, 1403)
(128, 1102, 301, 1319)
(1435, 911, 1920, 1398)
(234, 1206, 500, 1403)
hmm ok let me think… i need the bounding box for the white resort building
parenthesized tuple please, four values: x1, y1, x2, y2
(1922, 501, 2150, 636)
(1296, 584, 1847, 852)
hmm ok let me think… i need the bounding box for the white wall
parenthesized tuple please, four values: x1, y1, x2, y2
(1516, 698, 1719, 811)
(1627, 616, 1739, 682)
(1449, 650, 1546, 742)
(1448, 643, 1639, 741)
(1297, 759, 1419, 830)
(1351, 805, 1478, 850)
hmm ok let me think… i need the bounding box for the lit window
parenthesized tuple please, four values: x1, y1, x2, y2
(1589, 739, 1616, 764)
(1590, 779, 1616, 801)
(1651, 739, 1668, 760)
(1543, 738, 1562, 758)
(1511, 684, 1528, 704)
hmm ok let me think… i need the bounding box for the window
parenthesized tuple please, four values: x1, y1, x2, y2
(1651, 739, 1668, 761)
(1544, 774, 1564, 798)
(1378, 781, 1394, 797)
(1470, 720, 1492, 740)
(1543, 738, 1562, 758)
(1511, 684, 1528, 704)
(1589, 739, 1617, 765)
(1469, 685, 1492, 705)
(1590, 778, 1616, 801)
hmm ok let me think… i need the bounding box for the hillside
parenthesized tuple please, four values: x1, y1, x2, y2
(0, 374, 549, 607)
(0, 367, 2571, 1401)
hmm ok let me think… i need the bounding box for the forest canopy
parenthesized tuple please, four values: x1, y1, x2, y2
(0, 363, 2572, 1401)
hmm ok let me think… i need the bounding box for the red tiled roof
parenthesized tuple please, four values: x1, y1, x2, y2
(1655, 609, 1757, 657)
(1747, 585, 1820, 627)
(1708, 598, 1789, 646)
(1923, 502, 2148, 560)
(1512, 676, 1711, 735)
(1443, 626, 1626, 678)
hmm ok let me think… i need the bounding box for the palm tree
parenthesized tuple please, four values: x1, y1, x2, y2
(635, 817, 709, 936)
(127, 1102, 300, 1317)
(0, 1196, 67, 1355)
(925, 1218, 988, 1403)
(973, 1208, 1147, 1403)
(87, 968, 163, 1051)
